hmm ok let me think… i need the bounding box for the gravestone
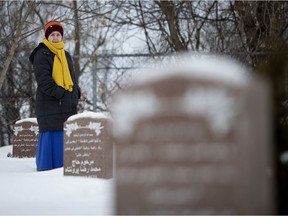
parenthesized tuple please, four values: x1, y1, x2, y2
(12, 118, 38, 158)
(63, 111, 113, 179)
(112, 54, 275, 214)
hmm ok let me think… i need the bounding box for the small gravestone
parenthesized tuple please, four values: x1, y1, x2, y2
(112, 54, 275, 214)
(63, 111, 113, 179)
(12, 118, 38, 158)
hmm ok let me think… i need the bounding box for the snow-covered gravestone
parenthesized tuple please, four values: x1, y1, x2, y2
(112, 54, 275, 214)
(63, 112, 113, 179)
(12, 118, 38, 158)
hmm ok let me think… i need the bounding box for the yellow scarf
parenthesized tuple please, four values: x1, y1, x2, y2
(42, 38, 74, 92)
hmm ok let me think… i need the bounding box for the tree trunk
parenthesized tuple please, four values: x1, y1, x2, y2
(157, 0, 186, 51)
(72, 0, 81, 82)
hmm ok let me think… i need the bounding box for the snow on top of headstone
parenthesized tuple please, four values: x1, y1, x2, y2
(16, 118, 37, 124)
(129, 52, 250, 86)
(66, 111, 111, 122)
(112, 53, 251, 138)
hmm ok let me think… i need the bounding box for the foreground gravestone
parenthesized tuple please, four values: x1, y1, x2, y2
(112, 54, 275, 214)
(12, 118, 38, 158)
(63, 111, 113, 179)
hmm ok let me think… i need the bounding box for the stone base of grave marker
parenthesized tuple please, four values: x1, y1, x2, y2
(113, 54, 275, 215)
(12, 118, 39, 158)
(64, 112, 113, 179)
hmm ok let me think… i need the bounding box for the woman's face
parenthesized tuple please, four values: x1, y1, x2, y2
(48, 31, 62, 43)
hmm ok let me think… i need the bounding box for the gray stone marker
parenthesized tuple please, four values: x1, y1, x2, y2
(112, 54, 275, 214)
(12, 118, 38, 158)
(63, 111, 113, 179)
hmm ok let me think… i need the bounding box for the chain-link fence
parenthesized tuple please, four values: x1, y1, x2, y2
(0, 52, 165, 147)
(1, 51, 288, 149)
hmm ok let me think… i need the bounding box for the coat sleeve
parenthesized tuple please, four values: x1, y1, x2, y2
(65, 51, 81, 99)
(33, 48, 65, 100)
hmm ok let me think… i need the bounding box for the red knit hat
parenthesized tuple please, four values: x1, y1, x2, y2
(45, 20, 64, 39)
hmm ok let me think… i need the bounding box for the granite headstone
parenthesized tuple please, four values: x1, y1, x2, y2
(112, 54, 275, 214)
(64, 112, 113, 179)
(12, 118, 38, 158)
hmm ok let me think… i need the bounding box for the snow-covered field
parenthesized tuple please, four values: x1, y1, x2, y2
(0, 145, 115, 215)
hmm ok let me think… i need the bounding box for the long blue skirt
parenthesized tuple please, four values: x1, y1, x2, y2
(36, 130, 64, 171)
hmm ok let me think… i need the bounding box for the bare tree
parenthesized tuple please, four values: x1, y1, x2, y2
(0, 1, 35, 90)
(0, 1, 37, 146)
(232, 1, 288, 67)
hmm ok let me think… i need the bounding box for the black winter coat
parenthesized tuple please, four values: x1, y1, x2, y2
(29, 43, 81, 132)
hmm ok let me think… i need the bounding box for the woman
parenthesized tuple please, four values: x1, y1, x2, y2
(29, 20, 81, 171)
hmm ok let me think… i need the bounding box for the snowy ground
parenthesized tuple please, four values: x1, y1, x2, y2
(0, 145, 115, 215)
